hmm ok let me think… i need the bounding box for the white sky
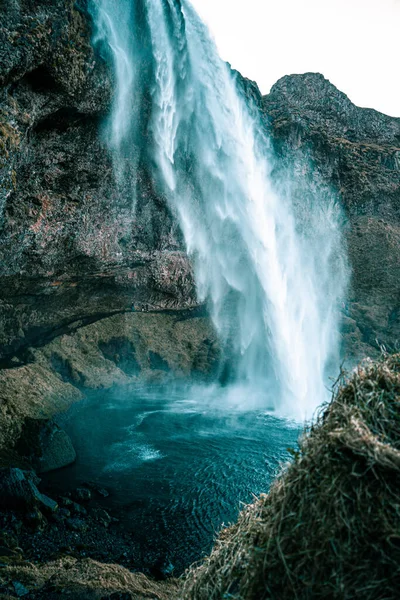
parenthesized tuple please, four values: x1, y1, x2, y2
(190, 0, 400, 118)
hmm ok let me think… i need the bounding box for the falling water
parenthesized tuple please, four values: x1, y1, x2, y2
(91, 0, 348, 419)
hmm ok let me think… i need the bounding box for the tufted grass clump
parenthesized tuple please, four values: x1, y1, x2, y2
(183, 354, 400, 600)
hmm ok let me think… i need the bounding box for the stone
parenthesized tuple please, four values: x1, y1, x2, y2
(71, 502, 87, 516)
(59, 497, 73, 507)
(92, 508, 112, 528)
(36, 424, 76, 474)
(0, 468, 41, 510)
(66, 518, 88, 533)
(72, 487, 91, 503)
(0, 467, 58, 517)
(38, 494, 58, 514)
(25, 508, 47, 531)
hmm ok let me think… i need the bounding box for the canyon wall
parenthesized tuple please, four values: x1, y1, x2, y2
(0, 1, 399, 453)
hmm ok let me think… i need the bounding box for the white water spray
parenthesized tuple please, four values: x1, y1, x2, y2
(92, 0, 348, 419)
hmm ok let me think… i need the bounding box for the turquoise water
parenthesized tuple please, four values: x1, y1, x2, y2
(44, 384, 300, 572)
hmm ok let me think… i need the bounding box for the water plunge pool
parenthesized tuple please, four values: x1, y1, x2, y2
(43, 384, 301, 573)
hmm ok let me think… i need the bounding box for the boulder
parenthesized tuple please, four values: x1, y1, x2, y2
(0, 468, 57, 513)
(36, 424, 76, 474)
(66, 518, 88, 533)
(72, 487, 91, 503)
(92, 508, 112, 528)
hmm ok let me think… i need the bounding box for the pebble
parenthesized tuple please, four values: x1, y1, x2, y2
(59, 496, 73, 507)
(25, 508, 47, 531)
(71, 502, 87, 516)
(92, 508, 112, 528)
(66, 518, 88, 533)
(73, 487, 91, 503)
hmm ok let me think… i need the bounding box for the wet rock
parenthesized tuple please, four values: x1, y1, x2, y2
(92, 508, 112, 528)
(38, 494, 58, 514)
(0, 468, 56, 513)
(72, 487, 91, 503)
(59, 496, 73, 507)
(51, 506, 71, 524)
(25, 508, 47, 531)
(0, 468, 39, 510)
(71, 502, 87, 516)
(66, 518, 88, 533)
(36, 424, 76, 474)
(59, 496, 86, 516)
(0, 0, 194, 373)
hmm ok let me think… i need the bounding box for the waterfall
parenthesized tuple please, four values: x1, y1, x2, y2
(91, 0, 348, 419)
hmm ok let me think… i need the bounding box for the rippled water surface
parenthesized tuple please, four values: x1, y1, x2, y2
(45, 385, 301, 571)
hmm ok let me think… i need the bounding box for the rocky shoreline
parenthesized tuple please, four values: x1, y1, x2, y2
(1, 354, 400, 599)
(0, 449, 179, 599)
(0, 473, 173, 580)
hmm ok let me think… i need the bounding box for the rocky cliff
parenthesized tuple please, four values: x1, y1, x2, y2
(0, 1, 399, 454)
(0, 0, 218, 464)
(263, 73, 400, 362)
(0, 0, 197, 366)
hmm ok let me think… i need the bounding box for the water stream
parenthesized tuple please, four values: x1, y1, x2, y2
(92, 0, 347, 419)
(42, 0, 349, 571)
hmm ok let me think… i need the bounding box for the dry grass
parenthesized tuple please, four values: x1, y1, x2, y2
(3, 557, 179, 599)
(182, 354, 400, 599)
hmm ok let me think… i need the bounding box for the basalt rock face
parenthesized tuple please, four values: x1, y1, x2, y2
(0, 0, 194, 366)
(0, 5, 399, 417)
(262, 73, 400, 361)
